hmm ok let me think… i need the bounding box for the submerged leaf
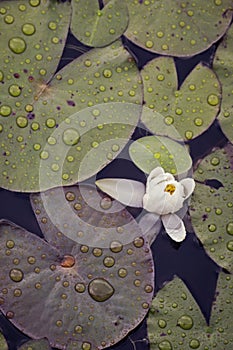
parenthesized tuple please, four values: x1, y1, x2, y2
(0, 184, 154, 349)
(0, 28, 142, 191)
(18, 339, 51, 350)
(0, 331, 8, 350)
(107, 0, 233, 56)
(129, 135, 192, 177)
(147, 272, 233, 350)
(141, 57, 221, 141)
(190, 144, 233, 272)
(213, 24, 233, 143)
(71, 0, 129, 47)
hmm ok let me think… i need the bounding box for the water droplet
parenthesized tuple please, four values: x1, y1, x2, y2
(111, 144, 120, 152)
(185, 130, 193, 140)
(0, 70, 4, 82)
(0, 105, 12, 117)
(177, 315, 193, 330)
(29, 0, 40, 6)
(227, 222, 233, 235)
(207, 94, 219, 106)
(157, 31, 164, 38)
(134, 279, 141, 287)
(82, 342, 91, 350)
(194, 118, 203, 126)
(47, 136, 57, 145)
(158, 319, 167, 328)
(227, 240, 233, 251)
(91, 141, 99, 148)
(103, 256, 115, 268)
(211, 157, 220, 166)
(103, 69, 112, 78)
(208, 224, 216, 232)
(80, 245, 89, 253)
(6, 311, 14, 319)
(110, 241, 123, 253)
(74, 325, 83, 333)
(189, 339, 200, 349)
(133, 237, 144, 248)
(4, 15, 14, 24)
(158, 340, 172, 350)
(51, 163, 59, 172)
(46, 118, 56, 128)
(215, 208, 222, 215)
(146, 40, 154, 48)
(92, 248, 103, 257)
(22, 23, 36, 35)
(13, 288, 22, 297)
(9, 268, 24, 282)
(118, 268, 127, 278)
(100, 196, 112, 210)
(40, 151, 49, 160)
(157, 74, 165, 81)
(6, 240, 15, 249)
(48, 21, 57, 30)
(88, 278, 114, 302)
(75, 283, 86, 293)
(145, 284, 153, 293)
(61, 255, 75, 268)
(56, 320, 63, 327)
(65, 191, 75, 201)
(92, 108, 100, 117)
(9, 37, 26, 54)
(164, 116, 174, 125)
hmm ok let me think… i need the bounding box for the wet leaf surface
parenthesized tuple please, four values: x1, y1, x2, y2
(190, 143, 233, 272)
(141, 57, 221, 141)
(0, 2, 142, 192)
(116, 0, 233, 56)
(18, 338, 51, 350)
(0, 185, 154, 349)
(0, 330, 8, 350)
(147, 271, 233, 350)
(213, 24, 233, 143)
(71, 0, 129, 47)
(129, 135, 192, 176)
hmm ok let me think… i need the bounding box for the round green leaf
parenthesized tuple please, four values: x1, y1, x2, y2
(190, 144, 233, 272)
(0, 331, 8, 350)
(18, 339, 51, 350)
(111, 0, 233, 56)
(0, 37, 142, 192)
(71, 0, 129, 47)
(0, 187, 154, 349)
(141, 57, 221, 141)
(129, 135, 192, 176)
(148, 272, 233, 350)
(213, 24, 233, 143)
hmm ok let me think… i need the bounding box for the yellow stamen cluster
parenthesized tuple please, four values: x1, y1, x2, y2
(164, 184, 176, 195)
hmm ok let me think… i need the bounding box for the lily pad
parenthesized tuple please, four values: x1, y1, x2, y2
(190, 143, 233, 272)
(213, 24, 233, 143)
(147, 272, 233, 350)
(129, 135, 192, 177)
(0, 27, 142, 191)
(141, 57, 221, 141)
(71, 0, 129, 47)
(18, 339, 51, 350)
(0, 186, 154, 349)
(106, 0, 233, 56)
(0, 331, 8, 350)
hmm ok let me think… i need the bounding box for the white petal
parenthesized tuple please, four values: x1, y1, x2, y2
(180, 178, 195, 200)
(147, 167, 165, 182)
(95, 178, 145, 207)
(161, 214, 186, 242)
(139, 213, 162, 245)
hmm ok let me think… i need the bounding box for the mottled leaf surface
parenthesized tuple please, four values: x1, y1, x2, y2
(141, 57, 221, 141)
(0, 29, 142, 191)
(18, 339, 51, 350)
(0, 185, 154, 349)
(213, 24, 233, 143)
(190, 144, 233, 272)
(147, 272, 233, 350)
(108, 0, 233, 56)
(71, 0, 129, 47)
(129, 135, 192, 177)
(0, 331, 8, 350)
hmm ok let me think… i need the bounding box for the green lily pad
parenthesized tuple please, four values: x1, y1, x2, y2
(71, 0, 129, 47)
(0, 331, 8, 350)
(190, 144, 233, 272)
(18, 339, 51, 350)
(141, 57, 221, 141)
(0, 185, 154, 349)
(106, 0, 233, 56)
(147, 272, 233, 350)
(213, 24, 233, 143)
(0, 30, 142, 191)
(129, 135, 192, 177)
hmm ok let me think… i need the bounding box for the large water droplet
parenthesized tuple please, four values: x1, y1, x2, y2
(88, 278, 114, 302)
(9, 84, 21, 97)
(207, 94, 219, 106)
(177, 315, 193, 330)
(110, 241, 123, 253)
(63, 128, 80, 146)
(158, 340, 172, 350)
(16, 116, 28, 128)
(227, 240, 233, 251)
(8, 37, 26, 54)
(226, 222, 233, 235)
(75, 283, 86, 293)
(103, 256, 115, 267)
(158, 319, 167, 328)
(22, 23, 36, 35)
(189, 338, 200, 349)
(9, 268, 24, 282)
(60, 255, 75, 268)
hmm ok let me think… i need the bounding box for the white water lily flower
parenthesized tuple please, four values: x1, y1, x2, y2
(95, 167, 195, 243)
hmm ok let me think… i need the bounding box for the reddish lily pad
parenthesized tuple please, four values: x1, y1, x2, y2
(141, 57, 221, 141)
(190, 143, 233, 272)
(147, 272, 233, 350)
(71, 0, 129, 47)
(0, 185, 154, 349)
(213, 24, 233, 143)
